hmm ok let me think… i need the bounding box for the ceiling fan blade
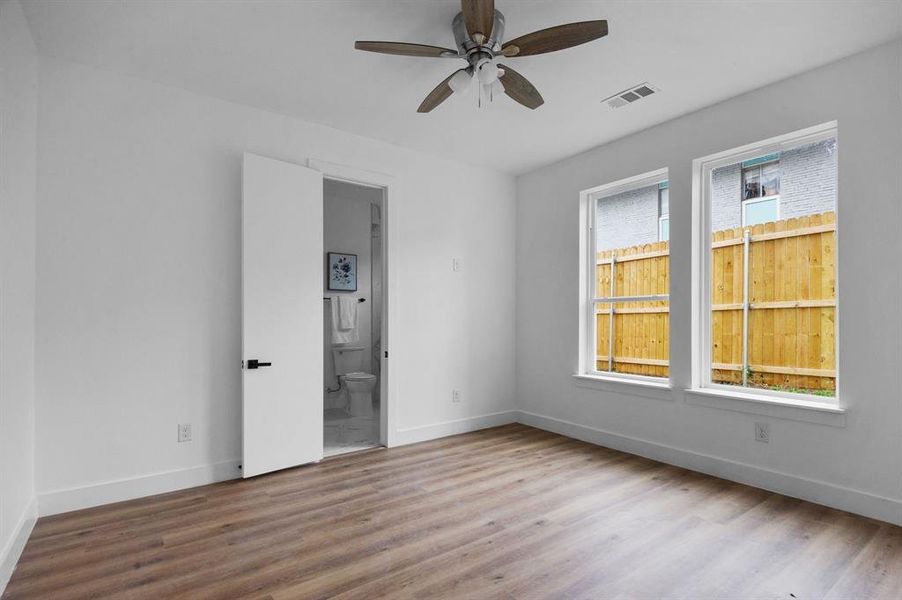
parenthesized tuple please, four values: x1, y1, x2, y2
(497, 64, 544, 110)
(355, 41, 459, 58)
(461, 0, 494, 44)
(417, 69, 466, 113)
(500, 20, 608, 57)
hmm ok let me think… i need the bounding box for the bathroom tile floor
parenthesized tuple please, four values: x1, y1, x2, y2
(323, 406, 381, 457)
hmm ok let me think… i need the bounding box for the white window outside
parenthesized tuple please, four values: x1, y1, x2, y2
(741, 157, 780, 227)
(658, 183, 670, 241)
(742, 195, 780, 227)
(692, 122, 838, 404)
(580, 169, 670, 384)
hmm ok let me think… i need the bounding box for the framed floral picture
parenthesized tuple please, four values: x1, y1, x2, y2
(327, 252, 357, 291)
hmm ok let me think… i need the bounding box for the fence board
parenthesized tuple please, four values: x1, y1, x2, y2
(595, 211, 836, 392)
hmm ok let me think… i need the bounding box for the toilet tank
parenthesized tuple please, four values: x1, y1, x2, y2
(331, 346, 364, 376)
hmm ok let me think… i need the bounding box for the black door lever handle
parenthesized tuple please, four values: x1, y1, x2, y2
(246, 359, 272, 370)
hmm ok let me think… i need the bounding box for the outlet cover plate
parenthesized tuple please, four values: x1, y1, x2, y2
(178, 423, 192, 443)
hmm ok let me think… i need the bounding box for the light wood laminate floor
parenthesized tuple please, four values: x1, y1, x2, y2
(4, 424, 901, 599)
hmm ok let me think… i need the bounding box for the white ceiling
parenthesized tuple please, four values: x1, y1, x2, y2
(22, 0, 902, 174)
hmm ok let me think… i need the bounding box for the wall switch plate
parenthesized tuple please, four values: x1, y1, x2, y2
(178, 423, 192, 443)
(754, 422, 769, 443)
(452, 389, 461, 403)
(452, 258, 462, 272)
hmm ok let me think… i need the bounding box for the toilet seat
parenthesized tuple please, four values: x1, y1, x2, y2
(343, 371, 376, 382)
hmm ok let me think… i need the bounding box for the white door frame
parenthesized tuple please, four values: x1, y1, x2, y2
(308, 158, 398, 448)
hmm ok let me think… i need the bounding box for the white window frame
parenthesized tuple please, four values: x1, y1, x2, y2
(741, 158, 780, 199)
(691, 121, 839, 405)
(658, 185, 670, 241)
(579, 168, 670, 385)
(741, 194, 781, 227)
(658, 215, 670, 241)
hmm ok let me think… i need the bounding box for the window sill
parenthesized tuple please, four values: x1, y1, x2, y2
(572, 373, 673, 402)
(683, 387, 846, 427)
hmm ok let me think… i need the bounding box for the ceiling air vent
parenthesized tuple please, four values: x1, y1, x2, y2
(602, 82, 660, 109)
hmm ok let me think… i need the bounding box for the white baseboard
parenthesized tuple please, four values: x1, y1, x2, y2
(0, 496, 37, 596)
(33, 409, 898, 529)
(38, 459, 241, 517)
(393, 410, 518, 447)
(36, 413, 517, 516)
(516, 410, 902, 526)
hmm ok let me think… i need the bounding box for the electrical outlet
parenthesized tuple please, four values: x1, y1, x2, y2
(754, 422, 769, 443)
(452, 258, 462, 272)
(452, 389, 462, 403)
(178, 423, 192, 443)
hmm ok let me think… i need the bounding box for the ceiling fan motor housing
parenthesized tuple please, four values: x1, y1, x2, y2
(452, 10, 505, 57)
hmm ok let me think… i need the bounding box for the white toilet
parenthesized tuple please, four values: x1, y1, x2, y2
(331, 346, 377, 417)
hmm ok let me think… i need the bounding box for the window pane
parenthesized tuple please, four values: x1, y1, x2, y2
(595, 300, 669, 377)
(596, 182, 662, 255)
(592, 173, 670, 380)
(743, 198, 778, 226)
(709, 137, 837, 398)
(760, 162, 780, 196)
(742, 167, 760, 199)
(659, 187, 669, 216)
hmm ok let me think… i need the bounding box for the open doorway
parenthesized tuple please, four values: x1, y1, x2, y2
(322, 179, 385, 457)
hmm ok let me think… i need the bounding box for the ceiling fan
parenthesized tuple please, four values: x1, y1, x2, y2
(354, 0, 608, 112)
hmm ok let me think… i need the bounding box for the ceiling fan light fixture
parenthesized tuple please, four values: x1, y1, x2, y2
(449, 69, 474, 94)
(476, 58, 499, 85)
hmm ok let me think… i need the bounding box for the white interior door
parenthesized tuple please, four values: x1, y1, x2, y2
(242, 152, 323, 478)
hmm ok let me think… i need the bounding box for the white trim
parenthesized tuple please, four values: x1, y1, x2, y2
(0, 497, 37, 596)
(693, 122, 837, 173)
(34, 411, 514, 517)
(579, 167, 671, 384)
(704, 379, 838, 405)
(572, 373, 673, 402)
(684, 388, 846, 427)
(586, 185, 601, 375)
(393, 411, 518, 447)
(516, 411, 902, 526)
(691, 122, 840, 404)
(307, 158, 400, 448)
(581, 167, 669, 200)
(38, 460, 241, 517)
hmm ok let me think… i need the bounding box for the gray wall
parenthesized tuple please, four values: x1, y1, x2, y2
(514, 41, 902, 523)
(595, 183, 660, 252)
(34, 54, 518, 512)
(711, 139, 837, 230)
(0, 0, 38, 584)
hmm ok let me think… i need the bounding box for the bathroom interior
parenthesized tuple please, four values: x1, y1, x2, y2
(323, 179, 384, 457)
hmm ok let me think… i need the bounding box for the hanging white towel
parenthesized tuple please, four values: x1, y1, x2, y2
(330, 296, 359, 345)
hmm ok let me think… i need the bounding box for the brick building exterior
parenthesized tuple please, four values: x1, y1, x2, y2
(595, 183, 660, 252)
(596, 139, 836, 252)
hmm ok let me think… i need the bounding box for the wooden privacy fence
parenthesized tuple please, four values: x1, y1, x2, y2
(596, 211, 836, 392)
